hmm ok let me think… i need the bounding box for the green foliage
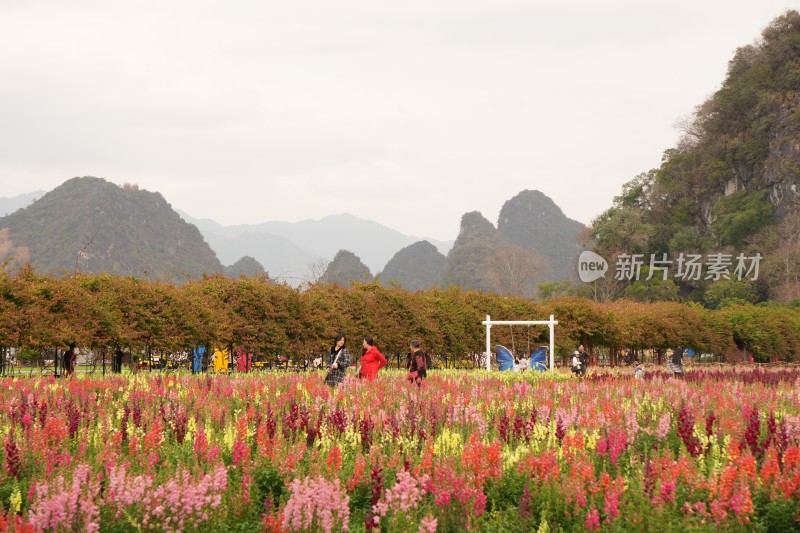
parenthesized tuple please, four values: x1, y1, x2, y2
(712, 190, 775, 247)
(613, 171, 654, 209)
(715, 304, 800, 361)
(252, 465, 284, 510)
(485, 469, 526, 512)
(753, 494, 800, 533)
(622, 268, 680, 302)
(702, 280, 761, 309)
(536, 281, 572, 301)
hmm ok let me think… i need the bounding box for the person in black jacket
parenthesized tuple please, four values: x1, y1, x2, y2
(406, 340, 430, 385)
(667, 346, 684, 377)
(578, 344, 590, 376)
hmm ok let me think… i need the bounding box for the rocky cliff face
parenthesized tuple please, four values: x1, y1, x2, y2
(498, 190, 585, 282)
(442, 211, 549, 297)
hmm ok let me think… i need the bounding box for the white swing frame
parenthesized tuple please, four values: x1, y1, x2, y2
(481, 314, 558, 372)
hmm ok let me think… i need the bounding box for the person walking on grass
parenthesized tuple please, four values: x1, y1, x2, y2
(317, 333, 350, 387)
(406, 339, 429, 385)
(667, 346, 685, 377)
(358, 336, 386, 382)
(578, 344, 590, 376)
(63, 344, 76, 377)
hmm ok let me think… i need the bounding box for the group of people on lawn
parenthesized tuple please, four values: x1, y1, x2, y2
(312, 334, 430, 387)
(570, 344, 686, 379)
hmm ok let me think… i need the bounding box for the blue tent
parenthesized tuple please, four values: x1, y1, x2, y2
(494, 345, 515, 371)
(685, 349, 696, 357)
(529, 346, 548, 371)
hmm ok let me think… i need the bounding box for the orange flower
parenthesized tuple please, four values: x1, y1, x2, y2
(784, 446, 800, 471)
(727, 440, 741, 463)
(461, 433, 502, 486)
(143, 419, 163, 452)
(347, 454, 367, 492)
(256, 424, 275, 461)
(420, 443, 434, 475)
(561, 432, 585, 462)
(761, 446, 781, 485)
(738, 454, 757, 485)
(326, 446, 343, 473)
(717, 465, 738, 501)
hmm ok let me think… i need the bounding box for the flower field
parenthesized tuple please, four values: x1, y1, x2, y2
(1, 368, 799, 532)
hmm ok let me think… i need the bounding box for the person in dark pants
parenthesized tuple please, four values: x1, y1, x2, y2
(578, 344, 590, 376)
(63, 344, 76, 377)
(113, 349, 124, 373)
(668, 346, 685, 377)
(406, 339, 429, 385)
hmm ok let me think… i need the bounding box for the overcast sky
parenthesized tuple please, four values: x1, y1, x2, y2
(0, 1, 793, 241)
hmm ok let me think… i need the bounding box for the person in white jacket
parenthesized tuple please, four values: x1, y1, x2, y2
(571, 350, 582, 377)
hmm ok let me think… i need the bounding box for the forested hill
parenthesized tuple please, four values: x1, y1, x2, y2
(0, 177, 223, 280)
(591, 10, 800, 303)
(322, 250, 373, 287)
(379, 240, 446, 291)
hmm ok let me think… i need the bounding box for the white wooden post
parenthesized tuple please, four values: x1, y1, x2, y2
(549, 314, 555, 371)
(485, 314, 491, 372)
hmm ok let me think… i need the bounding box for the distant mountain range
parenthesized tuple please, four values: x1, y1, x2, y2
(0, 191, 45, 217)
(0, 178, 584, 294)
(178, 210, 453, 285)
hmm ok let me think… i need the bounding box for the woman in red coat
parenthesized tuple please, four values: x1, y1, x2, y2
(358, 336, 386, 381)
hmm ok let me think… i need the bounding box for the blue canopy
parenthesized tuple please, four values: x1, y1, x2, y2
(529, 346, 548, 371)
(685, 349, 696, 357)
(494, 345, 515, 371)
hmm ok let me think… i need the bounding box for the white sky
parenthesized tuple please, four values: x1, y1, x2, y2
(0, 1, 793, 241)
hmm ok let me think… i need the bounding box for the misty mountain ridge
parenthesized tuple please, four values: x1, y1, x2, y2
(0, 191, 45, 217)
(1, 180, 583, 294)
(178, 210, 453, 282)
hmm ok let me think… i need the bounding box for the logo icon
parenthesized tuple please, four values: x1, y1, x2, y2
(578, 251, 608, 283)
